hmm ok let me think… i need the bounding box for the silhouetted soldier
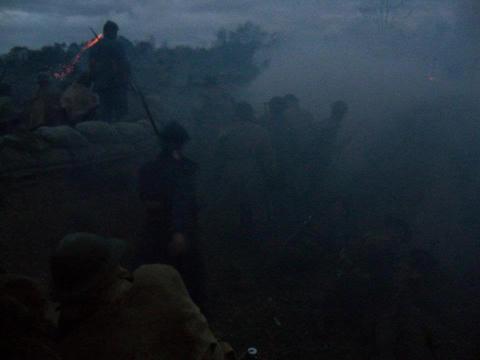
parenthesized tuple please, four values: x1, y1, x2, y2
(89, 20, 130, 122)
(50, 233, 233, 360)
(307, 100, 349, 200)
(283, 94, 316, 203)
(215, 102, 276, 241)
(267, 96, 300, 226)
(138, 122, 205, 307)
(0, 273, 59, 359)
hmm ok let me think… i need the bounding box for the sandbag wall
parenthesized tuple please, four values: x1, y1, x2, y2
(0, 120, 159, 180)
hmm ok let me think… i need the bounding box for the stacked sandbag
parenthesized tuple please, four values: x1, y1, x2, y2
(35, 126, 90, 165)
(112, 121, 158, 151)
(75, 121, 135, 160)
(0, 120, 159, 178)
(0, 144, 37, 174)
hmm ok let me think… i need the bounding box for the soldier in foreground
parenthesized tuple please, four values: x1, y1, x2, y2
(138, 122, 205, 307)
(0, 272, 59, 359)
(89, 20, 130, 122)
(51, 233, 234, 360)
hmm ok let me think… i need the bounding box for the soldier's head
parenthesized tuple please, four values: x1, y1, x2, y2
(330, 100, 348, 122)
(103, 20, 119, 40)
(50, 233, 126, 303)
(284, 94, 299, 110)
(234, 102, 255, 123)
(159, 121, 190, 154)
(268, 96, 287, 119)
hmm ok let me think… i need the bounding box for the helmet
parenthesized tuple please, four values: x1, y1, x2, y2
(160, 121, 190, 147)
(103, 20, 119, 38)
(50, 233, 126, 301)
(331, 100, 348, 118)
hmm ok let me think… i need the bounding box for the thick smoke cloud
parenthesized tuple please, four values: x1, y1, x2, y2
(0, 0, 451, 53)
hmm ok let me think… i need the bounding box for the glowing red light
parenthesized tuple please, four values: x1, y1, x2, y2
(53, 33, 104, 80)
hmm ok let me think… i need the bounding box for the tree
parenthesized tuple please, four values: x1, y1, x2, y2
(359, 0, 413, 33)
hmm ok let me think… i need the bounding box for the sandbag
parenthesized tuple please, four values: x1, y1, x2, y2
(0, 146, 37, 173)
(76, 121, 121, 144)
(2, 132, 51, 153)
(35, 126, 89, 149)
(112, 122, 155, 144)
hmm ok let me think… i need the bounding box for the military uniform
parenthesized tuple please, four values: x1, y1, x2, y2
(0, 274, 59, 360)
(138, 153, 205, 305)
(216, 119, 275, 239)
(89, 31, 130, 122)
(58, 265, 233, 360)
(51, 233, 233, 360)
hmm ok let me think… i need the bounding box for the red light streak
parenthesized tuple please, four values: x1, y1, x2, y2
(53, 33, 104, 80)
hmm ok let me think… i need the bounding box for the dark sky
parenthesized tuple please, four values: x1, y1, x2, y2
(0, 0, 456, 53)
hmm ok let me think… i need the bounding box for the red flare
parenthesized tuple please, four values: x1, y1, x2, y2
(53, 33, 104, 80)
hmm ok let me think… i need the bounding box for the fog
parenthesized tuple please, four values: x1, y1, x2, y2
(242, 0, 480, 271)
(1, 1, 480, 359)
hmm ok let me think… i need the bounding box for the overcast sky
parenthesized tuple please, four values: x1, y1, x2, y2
(0, 0, 459, 53)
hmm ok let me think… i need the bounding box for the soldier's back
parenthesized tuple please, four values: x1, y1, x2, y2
(59, 265, 225, 360)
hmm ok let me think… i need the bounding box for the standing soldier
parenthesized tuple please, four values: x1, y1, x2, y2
(215, 102, 276, 242)
(138, 122, 205, 307)
(89, 20, 130, 122)
(307, 100, 349, 205)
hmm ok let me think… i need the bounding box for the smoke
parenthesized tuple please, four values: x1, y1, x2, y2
(243, 1, 480, 270)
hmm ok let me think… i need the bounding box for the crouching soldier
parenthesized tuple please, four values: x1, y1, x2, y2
(50, 233, 234, 360)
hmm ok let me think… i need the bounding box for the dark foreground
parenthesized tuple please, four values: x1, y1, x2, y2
(1, 157, 479, 360)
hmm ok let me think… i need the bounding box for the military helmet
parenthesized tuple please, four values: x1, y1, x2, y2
(331, 100, 348, 117)
(268, 96, 287, 117)
(159, 121, 190, 146)
(50, 233, 126, 301)
(103, 20, 119, 38)
(284, 93, 299, 106)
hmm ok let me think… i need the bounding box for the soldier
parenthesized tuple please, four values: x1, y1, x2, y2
(60, 73, 98, 125)
(50, 233, 234, 360)
(215, 102, 276, 242)
(138, 122, 205, 307)
(0, 273, 59, 359)
(89, 20, 130, 122)
(283, 94, 316, 204)
(307, 100, 349, 204)
(266, 96, 301, 227)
